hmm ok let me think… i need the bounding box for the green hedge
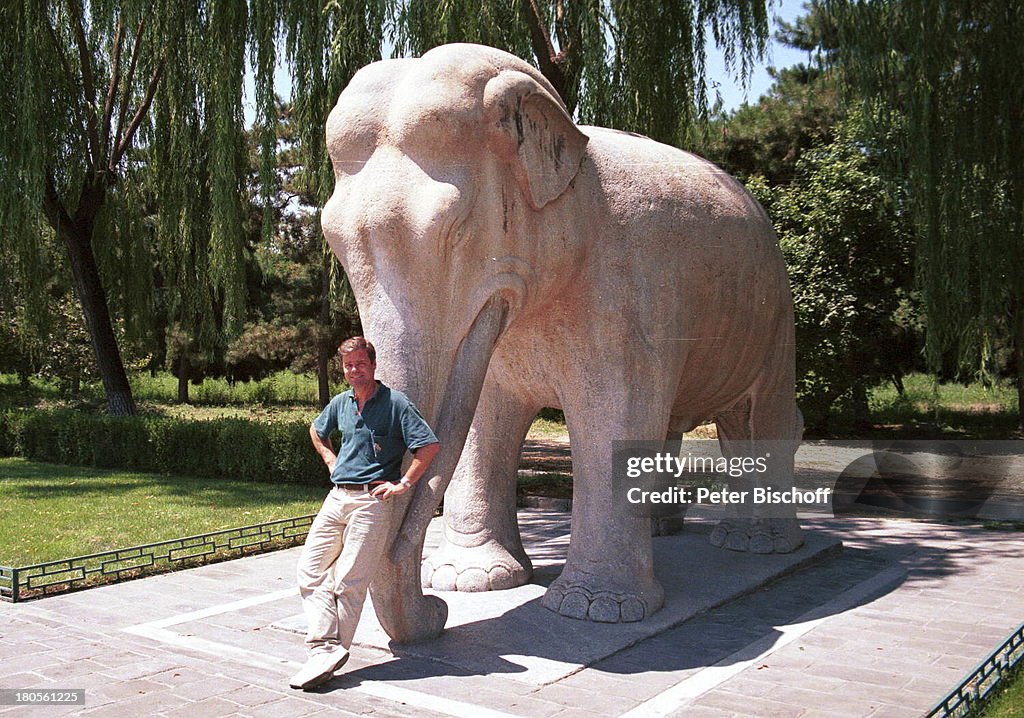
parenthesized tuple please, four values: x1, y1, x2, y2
(0, 409, 326, 485)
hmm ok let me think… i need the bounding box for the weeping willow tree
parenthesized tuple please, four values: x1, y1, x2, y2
(824, 1, 1024, 428)
(0, 2, 255, 415)
(1, 0, 772, 415)
(0, 3, 377, 415)
(389, 0, 773, 145)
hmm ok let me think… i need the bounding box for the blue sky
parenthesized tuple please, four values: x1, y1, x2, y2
(705, 0, 812, 112)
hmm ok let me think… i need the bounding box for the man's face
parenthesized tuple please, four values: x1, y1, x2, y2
(341, 348, 376, 390)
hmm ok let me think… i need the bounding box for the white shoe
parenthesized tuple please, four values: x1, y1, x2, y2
(289, 647, 350, 690)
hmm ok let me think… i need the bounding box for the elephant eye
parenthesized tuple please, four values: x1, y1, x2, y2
(327, 114, 378, 177)
(410, 156, 470, 189)
(331, 157, 368, 177)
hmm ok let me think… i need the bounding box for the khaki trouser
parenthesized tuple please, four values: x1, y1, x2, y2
(296, 486, 393, 655)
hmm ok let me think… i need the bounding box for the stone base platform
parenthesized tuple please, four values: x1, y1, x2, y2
(274, 514, 842, 685)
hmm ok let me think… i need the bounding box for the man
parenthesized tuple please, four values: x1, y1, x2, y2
(290, 336, 440, 690)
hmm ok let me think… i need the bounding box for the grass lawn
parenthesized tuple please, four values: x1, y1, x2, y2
(527, 417, 570, 441)
(980, 666, 1024, 717)
(0, 457, 326, 567)
(867, 373, 1020, 439)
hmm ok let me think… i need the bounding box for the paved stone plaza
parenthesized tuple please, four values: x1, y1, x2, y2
(2, 504, 1023, 718)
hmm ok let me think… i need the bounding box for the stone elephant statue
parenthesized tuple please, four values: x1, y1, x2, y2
(320, 43, 803, 642)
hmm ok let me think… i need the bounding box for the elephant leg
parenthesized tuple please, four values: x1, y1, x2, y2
(422, 375, 537, 591)
(709, 384, 804, 555)
(541, 396, 667, 623)
(651, 429, 687, 536)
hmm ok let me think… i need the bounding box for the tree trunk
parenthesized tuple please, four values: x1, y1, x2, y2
(1011, 364, 1019, 432)
(177, 353, 191, 404)
(59, 223, 137, 416)
(1013, 299, 1024, 432)
(317, 341, 331, 409)
(317, 248, 333, 409)
(518, 0, 580, 111)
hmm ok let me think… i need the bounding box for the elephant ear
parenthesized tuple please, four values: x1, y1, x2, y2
(484, 71, 588, 210)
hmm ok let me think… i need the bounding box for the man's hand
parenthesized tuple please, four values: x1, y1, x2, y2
(371, 480, 411, 501)
(372, 442, 439, 501)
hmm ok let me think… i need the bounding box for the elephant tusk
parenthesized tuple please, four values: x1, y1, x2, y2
(390, 295, 509, 563)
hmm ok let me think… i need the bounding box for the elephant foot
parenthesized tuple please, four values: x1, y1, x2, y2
(422, 540, 532, 592)
(541, 574, 664, 623)
(372, 588, 449, 645)
(394, 594, 449, 644)
(709, 517, 804, 554)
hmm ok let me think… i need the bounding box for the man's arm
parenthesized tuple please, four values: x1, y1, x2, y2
(403, 441, 440, 485)
(371, 441, 440, 500)
(309, 423, 337, 475)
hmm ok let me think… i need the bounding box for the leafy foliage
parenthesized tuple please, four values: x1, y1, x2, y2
(0, 1, 777, 413)
(0, 2, 260, 413)
(0, 225, 101, 393)
(824, 0, 1024, 426)
(704, 63, 842, 184)
(21, 297, 98, 395)
(750, 117, 915, 429)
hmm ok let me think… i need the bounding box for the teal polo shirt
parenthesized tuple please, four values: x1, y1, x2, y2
(312, 381, 438, 485)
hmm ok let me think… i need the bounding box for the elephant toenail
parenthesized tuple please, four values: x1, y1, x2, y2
(488, 566, 515, 590)
(588, 596, 621, 622)
(455, 567, 489, 591)
(620, 597, 645, 622)
(431, 565, 458, 591)
(559, 592, 590, 620)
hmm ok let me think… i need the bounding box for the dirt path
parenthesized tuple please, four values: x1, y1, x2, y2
(519, 438, 572, 472)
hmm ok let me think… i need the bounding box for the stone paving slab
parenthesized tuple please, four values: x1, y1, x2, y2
(274, 520, 841, 685)
(1, 508, 1023, 717)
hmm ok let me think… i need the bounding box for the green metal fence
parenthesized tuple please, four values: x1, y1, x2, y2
(0, 515, 315, 602)
(925, 622, 1024, 717)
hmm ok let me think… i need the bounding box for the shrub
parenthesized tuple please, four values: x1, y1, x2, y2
(124, 370, 336, 406)
(192, 381, 231, 405)
(0, 409, 326, 486)
(244, 380, 278, 406)
(748, 117, 916, 431)
(268, 422, 327, 483)
(0, 408, 21, 456)
(214, 419, 274, 480)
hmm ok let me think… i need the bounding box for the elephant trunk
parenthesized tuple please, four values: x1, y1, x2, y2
(368, 295, 508, 643)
